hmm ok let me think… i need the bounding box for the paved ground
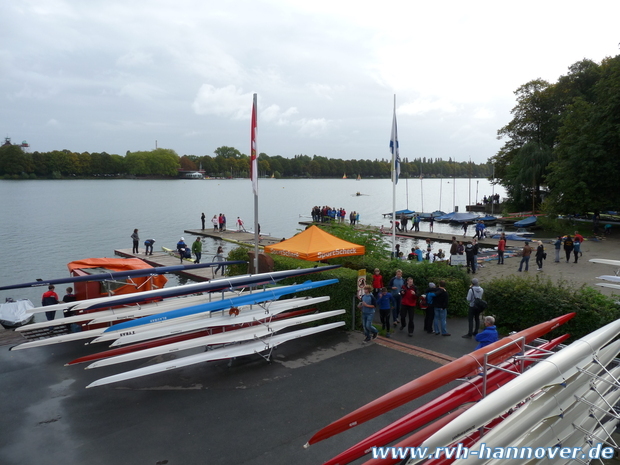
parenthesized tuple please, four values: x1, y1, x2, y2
(0, 312, 476, 465)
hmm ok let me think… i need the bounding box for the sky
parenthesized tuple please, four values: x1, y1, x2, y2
(1, 1, 619, 164)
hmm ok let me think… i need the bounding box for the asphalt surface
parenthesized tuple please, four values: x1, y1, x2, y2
(0, 314, 481, 465)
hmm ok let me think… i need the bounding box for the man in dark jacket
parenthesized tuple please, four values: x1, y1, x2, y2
(432, 280, 450, 336)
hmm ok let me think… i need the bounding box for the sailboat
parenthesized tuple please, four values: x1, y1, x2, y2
(342, 173, 347, 179)
(356, 174, 361, 181)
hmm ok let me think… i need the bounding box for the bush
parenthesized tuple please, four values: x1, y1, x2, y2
(483, 274, 620, 341)
(227, 247, 619, 340)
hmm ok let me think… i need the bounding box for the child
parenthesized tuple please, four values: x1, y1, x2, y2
(376, 287, 395, 337)
(371, 268, 384, 297)
(359, 285, 378, 342)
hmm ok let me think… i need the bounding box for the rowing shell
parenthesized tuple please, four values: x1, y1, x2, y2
(98, 296, 331, 346)
(449, 339, 620, 463)
(25, 265, 341, 315)
(321, 335, 570, 465)
(305, 313, 575, 447)
(484, 365, 620, 465)
(409, 318, 620, 464)
(589, 258, 620, 267)
(102, 278, 338, 333)
(86, 321, 345, 388)
(86, 309, 345, 369)
(11, 296, 329, 351)
(17, 290, 249, 332)
(65, 307, 318, 366)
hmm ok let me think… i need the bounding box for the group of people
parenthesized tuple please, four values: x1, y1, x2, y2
(481, 193, 501, 205)
(554, 231, 584, 263)
(516, 230, 585, 272)
(175, 237, 226, 275)
(362, 270, 497, 348)
(449, 236, 480, 273)
(362, 269, 450, 341)
(390, 213, 434, 233)
(391, 242, 446, 263)
(130, 229, 156, 256)
(41, 285, 79, 330)
(310, 206, 358, 224)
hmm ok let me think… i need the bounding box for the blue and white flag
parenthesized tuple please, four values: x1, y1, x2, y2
(390, 103, 400, 184)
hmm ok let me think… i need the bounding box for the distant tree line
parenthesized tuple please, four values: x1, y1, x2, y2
(184, 146, 492, 179)
(0, 142, 492, 180)
(492, 54, 620, 214)
(0, 146, 179, 178)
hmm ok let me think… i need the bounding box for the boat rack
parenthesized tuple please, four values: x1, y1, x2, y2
(464, 336, 620, 447)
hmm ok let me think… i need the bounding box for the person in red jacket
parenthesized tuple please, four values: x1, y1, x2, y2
(41, 285, 59, 321)
(371, 268, 384, 297)
(399, 277, 418, 337)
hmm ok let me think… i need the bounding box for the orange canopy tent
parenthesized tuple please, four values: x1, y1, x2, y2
(263, 225, 365, 262)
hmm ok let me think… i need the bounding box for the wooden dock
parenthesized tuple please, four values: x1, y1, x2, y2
(297, 221, 528, 249)
(182, 228, 283, 248)
(113, 248, 234, 282)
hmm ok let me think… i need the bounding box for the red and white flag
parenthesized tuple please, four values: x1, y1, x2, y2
(250, 93, 258, 195)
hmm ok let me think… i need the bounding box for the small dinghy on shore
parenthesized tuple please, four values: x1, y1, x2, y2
(0, 299, 35, 329)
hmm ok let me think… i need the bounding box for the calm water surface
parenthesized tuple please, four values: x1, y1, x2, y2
(0, 178, 504, 303)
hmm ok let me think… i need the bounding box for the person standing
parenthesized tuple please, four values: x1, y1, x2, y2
(573, 231, 584, 263)
(192, 237, 202, 264)
(42, 285, 59, 321)
(400, 277, 418, 337)
(388, 269, 405, 328)
(371, 268, 384, 298)
(475, 316, 499, 349)
(554, 236, 562, 262)
(462, 222, 469, 237)
(218, 214, 224, 231)
(131, 228, 139, 254)
(376, 287, 395, 337)
(429, 214, 435, 232)
(517, 241, 532, 272)
(144, 238, 155, 255)
(535, 241, 545, 271)
(236, 217, 245, 232)
(360, 285, 378, 342)
(176, 237, 187, 264)
(433, 280, 450, 336)
(497, 233, 506, 265)
(423, 283, 437, 334)
(212, 215, 219, 232)
(563, 235, 574, 263)
(62, 287, 80, 332)
(201, 212, 206, 230)
(213, 246, 225, 276)
(465, 242, 476, 274)
(463, 278, 484, 338)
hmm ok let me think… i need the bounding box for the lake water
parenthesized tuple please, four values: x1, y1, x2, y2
(0, 177, 504, 304)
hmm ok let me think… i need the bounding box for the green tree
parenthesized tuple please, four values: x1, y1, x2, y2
(545, 56, 620, 213)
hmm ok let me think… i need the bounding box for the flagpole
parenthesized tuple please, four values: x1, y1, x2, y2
(251, 93, 259, 273)
(390, 94, 398, 258)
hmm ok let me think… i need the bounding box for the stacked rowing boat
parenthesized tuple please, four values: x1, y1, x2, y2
(10, 266, 345, 388)
(306, 313, 620, 465)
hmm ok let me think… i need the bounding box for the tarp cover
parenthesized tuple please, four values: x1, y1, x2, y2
(67, 258, 167, 296)
(264, 225, 365, 262)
